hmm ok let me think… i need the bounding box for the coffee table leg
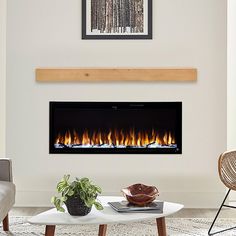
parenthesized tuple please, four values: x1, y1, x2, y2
(156, 217, 167, 236)
(98, 224, 107, 236)
(45, 225, 56, 236)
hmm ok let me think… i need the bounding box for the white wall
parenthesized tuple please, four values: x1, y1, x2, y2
(227, 0, 236, 201)
(0, 0, 6, 157)
(228, 0, 236, 150)
(6, 0, 227, 207)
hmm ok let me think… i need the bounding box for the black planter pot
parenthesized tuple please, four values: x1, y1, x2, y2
(65, 195, 92, 216)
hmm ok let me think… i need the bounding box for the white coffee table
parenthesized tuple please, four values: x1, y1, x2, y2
(28, 196, 183, 236)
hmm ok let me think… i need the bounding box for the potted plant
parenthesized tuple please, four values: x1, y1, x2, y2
(51, 175, 103, 216)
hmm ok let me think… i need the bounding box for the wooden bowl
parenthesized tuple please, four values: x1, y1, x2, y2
(121, 183, 159, 206)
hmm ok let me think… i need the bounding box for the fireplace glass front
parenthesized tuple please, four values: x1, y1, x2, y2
(49, 102, 182, 154)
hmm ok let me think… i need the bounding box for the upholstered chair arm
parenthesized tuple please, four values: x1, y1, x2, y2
(0, 159, 13, 182)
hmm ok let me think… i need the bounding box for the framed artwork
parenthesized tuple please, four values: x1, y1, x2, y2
(82, 0, 152, 40)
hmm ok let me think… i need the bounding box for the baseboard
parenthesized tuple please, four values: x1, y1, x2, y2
(15, 190, 226, 208)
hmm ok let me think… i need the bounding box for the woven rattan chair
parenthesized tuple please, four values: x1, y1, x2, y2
(208, 150, 236, 235)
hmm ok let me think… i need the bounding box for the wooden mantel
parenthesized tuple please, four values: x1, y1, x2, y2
(36, 68, 197, 82)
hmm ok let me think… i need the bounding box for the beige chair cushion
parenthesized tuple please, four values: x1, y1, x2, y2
(0, 181, 15, 221)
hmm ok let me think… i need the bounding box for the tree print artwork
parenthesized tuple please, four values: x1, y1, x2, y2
(82, 0, 152, 39)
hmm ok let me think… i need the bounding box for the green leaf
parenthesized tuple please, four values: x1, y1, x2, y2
(63, 174, 70, 182)
(67, 189, 74, 196)
(64, 186, 71, 196)
(60, 196, 67, 202)
(51, 196, 56, 203)
(58, 206, 65, 212)
(80, 191, 86, 200)
(95, 186, 102, 193)
(94, 201, 104, 210)
(81, 177, 89, 183)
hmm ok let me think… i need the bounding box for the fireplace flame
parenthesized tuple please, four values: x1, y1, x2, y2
(55, 129, 176, 147)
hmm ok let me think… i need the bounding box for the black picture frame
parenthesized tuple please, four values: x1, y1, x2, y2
(82, 0, 153, 40)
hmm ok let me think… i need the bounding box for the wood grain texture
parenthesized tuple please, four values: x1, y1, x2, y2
(156, 217, 167, 236)
(3, 214, 9, 231)
(98, 224, 107, 236)
(45, 225, 56, 236)
(36, 68, 197, 82)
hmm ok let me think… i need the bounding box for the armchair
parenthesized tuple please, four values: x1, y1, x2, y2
(0, 159, 15, 231)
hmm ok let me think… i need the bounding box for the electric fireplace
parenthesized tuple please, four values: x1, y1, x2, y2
(49, 102, 182, 154)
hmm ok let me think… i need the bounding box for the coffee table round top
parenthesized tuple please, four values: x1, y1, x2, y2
(28, 196, 183, 226)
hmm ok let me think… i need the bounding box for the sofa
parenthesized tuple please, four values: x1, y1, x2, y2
(0, 159, 15, 231)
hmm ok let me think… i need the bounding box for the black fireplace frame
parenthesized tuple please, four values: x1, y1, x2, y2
(49, 102, 182, 154)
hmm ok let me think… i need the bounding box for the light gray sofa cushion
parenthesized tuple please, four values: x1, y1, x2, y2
(0, 159, 13, 182)
(0, 181, 15, 221)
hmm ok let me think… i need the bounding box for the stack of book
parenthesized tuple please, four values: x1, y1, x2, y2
(108, 201, 164, 213)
